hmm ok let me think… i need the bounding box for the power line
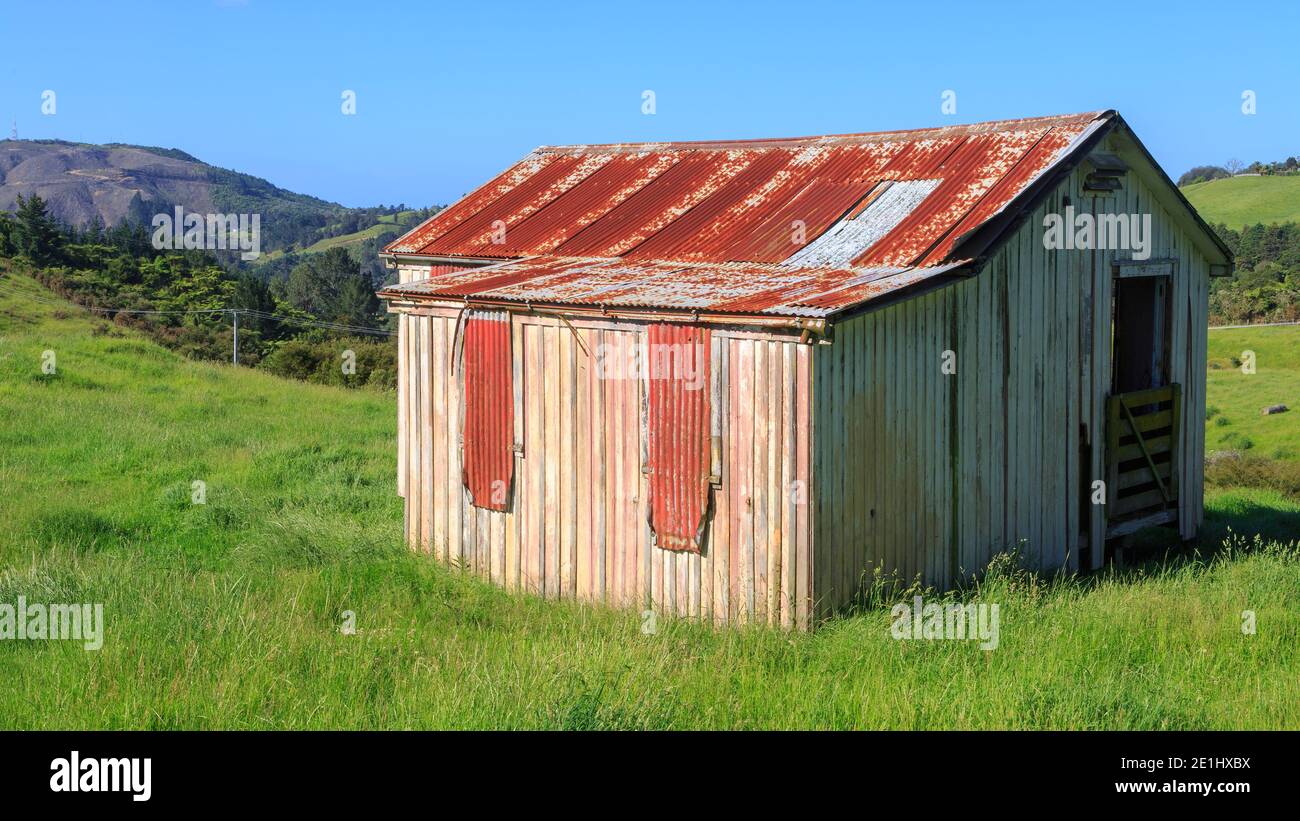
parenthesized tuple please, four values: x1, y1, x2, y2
(237, 308, 395, 337)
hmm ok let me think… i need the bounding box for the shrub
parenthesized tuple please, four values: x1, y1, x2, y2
(1221, 431, 1254, 450)
(258, 337, 396, 390)
(1206, 451, 1300, 498)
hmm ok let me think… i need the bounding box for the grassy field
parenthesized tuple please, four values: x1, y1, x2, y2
(256, 211, 420, 262)
(1206, 325, 1300, 460)
(0, 268, 1297, 729)
(1182, 174, 1300, 228)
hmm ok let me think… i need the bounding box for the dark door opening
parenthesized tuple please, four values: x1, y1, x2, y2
(1111, 275, 1171, 394)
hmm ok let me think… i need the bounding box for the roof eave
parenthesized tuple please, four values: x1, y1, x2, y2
(379, 251, 505, 268)
(375, 291, 832, 335)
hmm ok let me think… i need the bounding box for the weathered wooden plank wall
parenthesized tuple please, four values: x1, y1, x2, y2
(393, 295, 815, 627)
(811, 148, 1211, 615)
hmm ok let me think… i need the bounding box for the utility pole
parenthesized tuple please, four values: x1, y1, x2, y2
(231, 310, 239, 365)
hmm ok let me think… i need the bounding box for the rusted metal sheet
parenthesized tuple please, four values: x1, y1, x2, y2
(556, 151, 751, 257)
(786, 180, 941, 267)
(461, 310, 513, 511)
(916, 128, 1076, 265)
(380, 254, 967, 318)
(623, 150, 792, 260)
(646, 323, 712, 552)
(384, 112, 1106, 314)
(426, 263, 471, 278)
(425, 155, 605, 256)
(388, 154, 562, 254)
(469, 152, 680, 257)
(716, 179, 874, 263)
(854, 129, 1048, 266)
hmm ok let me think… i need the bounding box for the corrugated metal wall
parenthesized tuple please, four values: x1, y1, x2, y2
(812, 146, 1211, 615)
(394, 289, 815, 627)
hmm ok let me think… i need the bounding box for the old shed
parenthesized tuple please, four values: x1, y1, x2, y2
(377, 110, 1232, 627)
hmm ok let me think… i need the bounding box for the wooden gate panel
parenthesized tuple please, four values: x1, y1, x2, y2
(1105, 383, 1181, 537)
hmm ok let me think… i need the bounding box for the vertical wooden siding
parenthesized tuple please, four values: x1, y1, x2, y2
(812, 153, 1210, 615)
(393, 298, 814, 627)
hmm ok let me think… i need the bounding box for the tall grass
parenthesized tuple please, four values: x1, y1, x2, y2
(1, 268, 1297, 729)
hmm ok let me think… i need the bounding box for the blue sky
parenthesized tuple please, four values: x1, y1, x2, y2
(3, 0, 1296, 207)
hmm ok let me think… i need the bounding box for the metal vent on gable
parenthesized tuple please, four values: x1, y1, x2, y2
(1083, 151, 1128, 193)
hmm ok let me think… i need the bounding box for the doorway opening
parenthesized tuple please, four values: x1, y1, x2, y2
(1111, 275, 1171, 395)
(1103, 272, 1180, 542)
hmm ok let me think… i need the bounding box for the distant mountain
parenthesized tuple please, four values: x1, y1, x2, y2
(0, 139, 357, 253)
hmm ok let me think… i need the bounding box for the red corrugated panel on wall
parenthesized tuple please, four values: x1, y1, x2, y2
(645, 323, 712, 552)
(462, 310, 514, 511)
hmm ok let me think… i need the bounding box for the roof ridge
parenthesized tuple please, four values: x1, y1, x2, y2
(532, 110, 1113, 154)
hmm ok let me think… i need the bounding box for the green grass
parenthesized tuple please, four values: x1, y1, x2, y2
(377, 210, 418, 225)
(297, 222, 399, 254)
(256, 212, 419, 262)
(0, 268, 1297, 729)
(255, 223, 388, 262)
(1182, 174, 1300, 228)
(1206, 325, 1300, 459)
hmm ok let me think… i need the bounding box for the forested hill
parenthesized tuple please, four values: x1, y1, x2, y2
(0, 139, 418, 255)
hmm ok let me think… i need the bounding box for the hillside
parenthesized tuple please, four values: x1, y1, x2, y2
(1206, 325, 1300, 460)
(255, 210, 424, 264)
(0, 139, 366, 254)
(1, 267, 1297, 729)
(1182, 175, 1300, 228)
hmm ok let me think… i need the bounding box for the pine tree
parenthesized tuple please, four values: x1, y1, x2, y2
(13, 193, 64, 265)
(0, 211, 15, 256)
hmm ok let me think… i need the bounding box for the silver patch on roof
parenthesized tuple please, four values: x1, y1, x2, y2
(784, 179, 941, 267)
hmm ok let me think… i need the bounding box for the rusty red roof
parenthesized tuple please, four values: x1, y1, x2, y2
(382, 110, 1116, 317)
(377, 255, 970, 319)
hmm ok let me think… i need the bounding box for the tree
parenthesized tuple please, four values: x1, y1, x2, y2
(285, 247, 382, 328)
(0, 211, 14, 256)
(1176, 165, 1229, 187)
(334, 272, 382, 328)
(12, 193, 64, 265)
(1225, 158, 1245, 175)
(83, 216, 106, 245)
(230, 273, 280, 338)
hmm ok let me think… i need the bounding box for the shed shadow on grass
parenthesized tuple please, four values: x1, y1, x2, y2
(1118, 494, 1300, 574)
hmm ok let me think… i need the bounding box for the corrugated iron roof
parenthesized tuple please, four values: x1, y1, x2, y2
(383, 111, 1114, 317)
(377, 255, 970, 319)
